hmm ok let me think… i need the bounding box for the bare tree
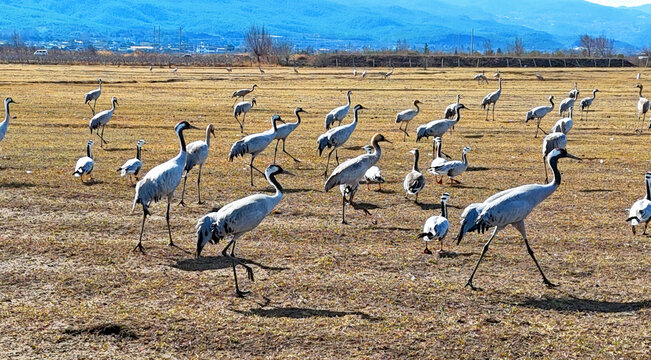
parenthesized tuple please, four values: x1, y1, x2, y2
(482, 40, 493, 55)
(580, 35, 593, 57)
(11, 31, 23, 48)
(508, 36, 524, 56)
(272, 39, 293, 65)
(593, 36, 614, 57)
(245, 25, 272, 65)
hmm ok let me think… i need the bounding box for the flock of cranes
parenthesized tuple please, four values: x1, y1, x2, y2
(1, 66, 650, 298)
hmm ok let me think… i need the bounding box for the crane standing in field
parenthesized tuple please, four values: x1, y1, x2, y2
(325, 90, 352, 130)
(461, 148, 581, 290)
(403, 148, 426, 203)
(229, 115, 285, 186)
(195, 164, 294, 297)
(179, 123, 216, 206)
(444, 95, 462, 120)
(88, 96, 118, 148)
(551, 107, 573, 135)
(383, 67, 394, 80)
(361, 68, 367, 78)
(73, 140, 95, 183)
(395, 100, 422, 141)
(232, 84, 257, 105)
(635, 84, 649, 129)
(117, 139, 146, 185)
(318, 104, 365, 178)
(273, 107, 305, 164)
(579, 89, 599, 121)
(525, 95, 554, 138)
(325, 133, 391, 224)
(626, 172, 651, 235)
(84, 78, 102, 115)
(558, 92, 577, 117)
(132, 121, 200, 253)
(233, 98, 256, 133)
(431, 146, 471, 185)
(481, 78, 502, 121)
(416, 104, 467, 151)
(474, 71, 488, 84)
(0, 97, 17, 158)
(419, 192, 451, 255)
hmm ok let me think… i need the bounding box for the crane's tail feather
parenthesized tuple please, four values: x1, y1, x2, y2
(418, 232, 433, 240)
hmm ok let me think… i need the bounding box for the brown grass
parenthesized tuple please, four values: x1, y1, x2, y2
(0, 64, 650, 359)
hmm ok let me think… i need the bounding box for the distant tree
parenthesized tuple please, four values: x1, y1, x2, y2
(508, 36, 524, 56)
(423, 43, 429, 54)
(396, 39, 408, 53)
(496, 47, 503, 54)
(482, 40, 493, 55)
(245, 25, 272, 65)
(11, 30, 23, 48)
(593, 36, 614, 57)
(273, 39, 294, 65)
(580, 35, 593, 57)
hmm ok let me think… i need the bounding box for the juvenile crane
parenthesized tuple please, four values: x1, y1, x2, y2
(481, 78, 502, 120)
(525, 95, 554, 138)
(418, 193, 451, 255)
(462, 148, 581, 290)
(229, 115, 285, 186)
(431, 146, 471, 185)
(362, 145, 385, 191)
(232, 84, 257, 104)
(273, 107, 305, 163)
(84, 78, 102, 115)
(233, 98, 256, 133)
(0, 97, 17, 157)
(325, 133, 391, 224)
(579, 89, 599, 121)
(195, 164, 294, 297)
(403, 148, 426, 203)
(626, 172, 651, 235)
(117, 139, 145, 185)
(635, 84, 649, 128)
(395, 100, 422, 141)
(551, 107, 573, 135)
(324, 90, 352, 130)
(416, 104, 467, 147)
(132, 121, 199, 252)
(73, 140, 95, 183)
(89, 96, 118, 147)
(318, 104, 365, 178)
(179, 123, 216, 205)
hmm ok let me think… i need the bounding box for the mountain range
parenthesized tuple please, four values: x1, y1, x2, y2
(0, 0, 649, 52)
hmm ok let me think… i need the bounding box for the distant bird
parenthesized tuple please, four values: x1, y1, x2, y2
(149, 66, 153, 72)
(233, 98, 256, 133)
(481, 78, 502, 121)
(353, 67, 357, 76)
(558, 93, 577, 117)
(444, 95, 462, 119)
(293, 66, 299, 74)
(362, 145, 385, 191)
(416, 104, 467, 146)
(195, 164, 294, 297)
(461, 148, 581, 290)
(403, 148, 426, 203)
(626, 172, 651, 235)
(84, 78, 102, 115)
(525, 95, 554, 138)
(418, 193, 451, 255)
(474, 71, 488, 84)
(551, 107, 573, 135)
(318, 104, 365, 178)
(117, 139, 145, 185)
(636, 73, 641, 80)
(541, 132, 566, 183)
(232, 84, 257, 104)
(383, 67, 394, 79)
(361, 68, 367, 78)
(226, 67, 233, 72)
(431, 146, 471, 185)
(132, 121, 199, 252)
(325, 133, 390, 224)
(428, 137, 447, 183)
(273, 107, 305, 163)
(493, 69, 501, 78)
(568, 82, 579, 99)
(534, 72, 544, 81)
(635, 84, 649, 128)
(395, 100, 422, 141)
(258, 66, 265, 74)
(179, 124, 216, 206)
(229, 115, 285, 186)
(88, 96, 118, 147)
(579, 89, 599, 121)
(0, 97, 17, 154)
(73, 140, 95, 183)
(325, 90, 352, 130)
(172, 67, 178, 75)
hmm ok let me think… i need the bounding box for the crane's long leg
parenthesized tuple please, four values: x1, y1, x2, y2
(166, 197, 175, 247)
(197, 165, 203, 204)
(534, 119, 540, 138)
(465, 227, 499, 290)
(543, 156, 549, 183)
(492, 103, 496, 121)
(179, 171, 188, 206)
(341, 194, 347, 224)
(133, 209, 147, 253)
(234, 116, 244, 133)
(512, 220, 557, 288)
(222, 235, 252, 297)
(87, 102, 95, 115)
(250, 156, 255, 186)
(485, 107, 489, 121)
(241, 112, 247, 132)
(99, 125, 109, 145)
(335, 149, 339, 165)
(324, 148, 335, 178)
(273, 139, 280, 164)
(282, 139, 301, 162)
(403, 121, 410, 141)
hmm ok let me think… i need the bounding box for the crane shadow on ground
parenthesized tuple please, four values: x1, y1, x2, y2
(467, 166, 490, 172)
(579, 188, 613, 193)
(102, 147, 131, 152)
(82, 180, 104, 186)
(0, 181, 36, 189)
(232, 307, 381, 320)
(515, 292, 651, 313)
(172, 255, 289, 272)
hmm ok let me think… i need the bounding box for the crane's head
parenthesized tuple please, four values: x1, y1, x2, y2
(98, 78, 102, 84)
(371, 133, 391, 145)
(87, 140, 94, 147)
(408, 148, 419, 156)
(4, 97, 16, 105)
(353, 104, 366, 112)
(271, 114, 285, 125)
(174, 121, 200, 133)
(195, 214, 216, 258)
(111, 97, 119, 106)
(414, 100, 423, 105)
(207, 123, 216, 138)
(635, 83, 643, 90)
(645, 171, 651, 184)
(346, 90, 352, 96)
(295, 107, 307, 114)
(265, 164, 296, 179)
(136, 139, 145, 147)
(593, 89, 600, 93)
(251, 98, 257, 106)
(549, 95, 554, 101)
(252, 84, 258, 89)
(440, 192, 450, 203)
(462, 146, 472, 154)
(455, 103, 467, 111)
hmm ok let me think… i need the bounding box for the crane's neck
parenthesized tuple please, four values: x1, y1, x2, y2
(3, 101, 10, 123)
(441, 200, 448, 218)
(177, 128, 187, 153)
(412, 150, 420, 172)
(111, 100, 116, 111)
(371, 140, 383, 164)
(87, 144, 93, 159)
(548, 156, 562, 187)
(205, 127, 212, 147)
(549, 98, 554, 109)
(498, 78, 502, 90)
(646, 177, 651, 201)
(591, 91, 597, 100)
(136, 145, 141, 160)
(294, 111, 302, 125)
(346, 92, 351, 105)
(456, 95, 460, 105)
(414, 102, 420, 113)
(453, 108, 462, 123)
(271, 118, 279, 132)
(462, 151, 468, 165)
(267, 173, 285, 198)
(98, 81, 102, 90)
(436, 141, 442, 159)
(639, 86, 644, 98)
(353, 107, 361, 124)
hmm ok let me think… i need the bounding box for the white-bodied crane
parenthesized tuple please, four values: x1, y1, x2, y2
(418, 192, 451, 255)
(324, 90, 352, 130)
(635, 84, 649, 129)
(232, 84, 257, 104)
(73, 140, 95, 183)
(84, 78, 102, 115)
(0, 97, 17, 157)
(474, 71, 488, 85)
(416, 104, 467, 146)
(481, 78, 502, 121)
(444, 95, 462, 120)
(626, 172, 651, 235)
(179, 124, 216, 205)
(558, 92, 577, 117)
(233, 98, 256, 133)
(117, 139, 145, 185)
(318, 104, 365, 178)
(550, 107, 573, 135)
(362, 145, 385, 191)
(568, 82, 579, 99)
(431, 146, 471, 185)
(525, 95, 554, 138)
(395, 100, 422, 141)
(88, 96, 118, 147)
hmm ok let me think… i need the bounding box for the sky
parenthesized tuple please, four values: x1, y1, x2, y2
(587, 0, 651, 6)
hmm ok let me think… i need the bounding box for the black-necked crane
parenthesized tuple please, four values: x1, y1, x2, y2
(416, 104, 467, 145)
(195, 164, 294, 297)
(362, 145, 385, 190)
(431, 146, 471, 185)
(525, 95, 554, 138)
(89, 96, 118, 147)
(626, 172, 651, 235)
(635, 84, 649, 129)
(579, 89, 599, 121)
(419, 192, 451, 255)
(229, 115, 285, 186)
(325, 133, 391, 224)
(84, 78, 102, 115)
(395, 100, 422, 141)
(481, 78, 502, 121)
(273, 107, 305, 163)
(132, 121, 199, 253)
(474, 71, 488, 84)
(551, 107, 573, 135)
(118, 139, 145, 185)
(179, 124, 215, 206)
(318, 104, 365, 178)
(232, 84, 257, 104)
(324, 90, 352, 130)
(0, 97, 17, 157)
(73, 140, 95, 183)
(172, 67, 178, 75)
(461, 148, 581, 290)
(403, 148, 426, 203)
(149, 66, 153, 72)
(541, 132, 566, 183)
(233, 98, 256, 133)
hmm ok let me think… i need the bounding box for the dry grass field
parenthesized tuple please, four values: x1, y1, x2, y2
(0, 64, 650, 359)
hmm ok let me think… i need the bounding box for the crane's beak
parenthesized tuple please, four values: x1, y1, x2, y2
(189, 124, 201, 130)
(566, 152, 582, 161)
(383, 139, 393, 144)
(11, 101, 18, 104)
(282, 170, 296, 176)
(211, 128, 216, 138)
(301, 110, 309, 114)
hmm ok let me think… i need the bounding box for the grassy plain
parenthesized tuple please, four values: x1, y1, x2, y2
(0, 64, 649, 359)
